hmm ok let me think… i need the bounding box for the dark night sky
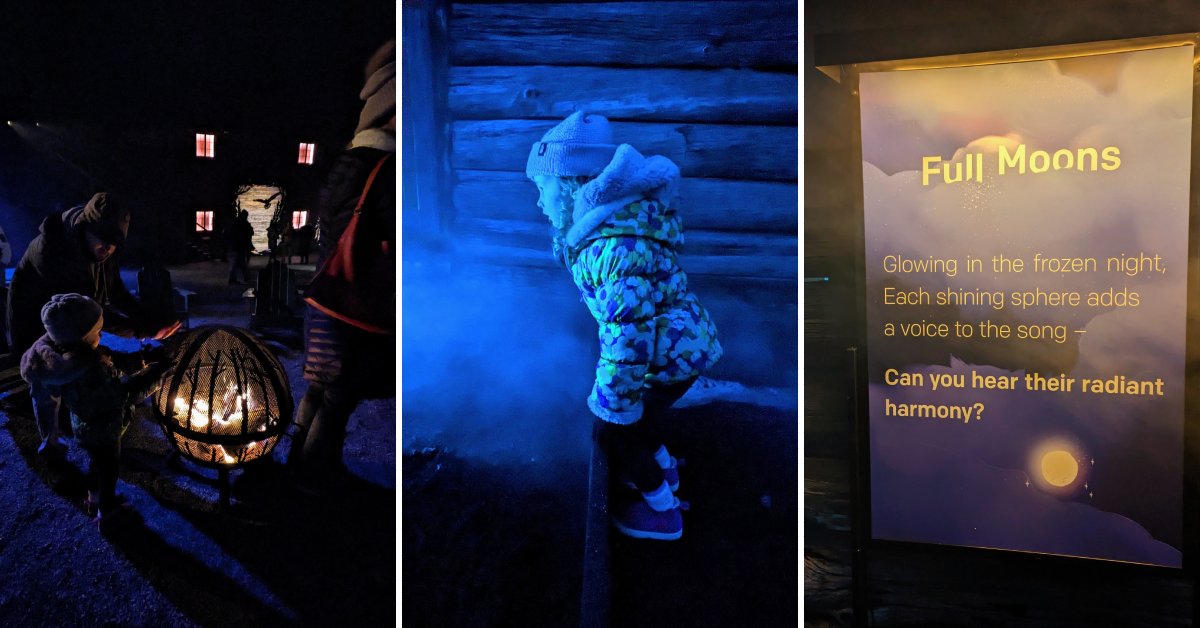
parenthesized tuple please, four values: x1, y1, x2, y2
(0, 1, 396, 135)
(0, 1, 395, 261)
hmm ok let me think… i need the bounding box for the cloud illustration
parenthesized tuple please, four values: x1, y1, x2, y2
(860, 44, 1192, 565)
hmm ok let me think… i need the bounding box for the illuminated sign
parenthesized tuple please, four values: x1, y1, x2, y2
(859, 39, 1194, 567)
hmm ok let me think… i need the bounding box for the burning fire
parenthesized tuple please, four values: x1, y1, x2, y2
(173, 387, 266, 432)
(153, 326, 292, 469)
(171, 387, 272, 465)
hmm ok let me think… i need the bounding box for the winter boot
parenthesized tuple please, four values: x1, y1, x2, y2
(611, 481, 688, 541)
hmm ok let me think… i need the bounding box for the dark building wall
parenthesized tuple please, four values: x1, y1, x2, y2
(0, 123, 341, 266)
(406, 0, 800, 387)
(0, 1, 394, 266)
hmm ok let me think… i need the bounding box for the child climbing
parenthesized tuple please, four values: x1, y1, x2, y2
(525, 111, 723, 540)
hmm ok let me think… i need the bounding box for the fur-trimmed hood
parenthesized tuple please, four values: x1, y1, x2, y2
(567, 144, 680, 247)
(20, 334, 96, 387)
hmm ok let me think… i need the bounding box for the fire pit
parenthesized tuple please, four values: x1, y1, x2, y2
(152, 326, 291, 487)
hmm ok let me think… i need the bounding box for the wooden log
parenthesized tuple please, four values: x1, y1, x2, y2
(452, 169, 797, 232)
(450, 2, 798, 69)
(402, 2, 450, 233)
(453, 221, 797, 278)
(451, 120, 797, 181)
(449, 65, 797, 124)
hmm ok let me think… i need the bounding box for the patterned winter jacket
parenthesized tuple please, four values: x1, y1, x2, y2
(20, 335, 165, 448)
(565, 144, 722, 424)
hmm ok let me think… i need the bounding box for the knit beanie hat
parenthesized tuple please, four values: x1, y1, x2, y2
(356, 41, 396, 134)
(525, 112, 618, 179)
(41, 293, 103, 346)
(73, 192, 131, 248)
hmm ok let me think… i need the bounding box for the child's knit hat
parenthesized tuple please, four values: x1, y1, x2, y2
(526, 112, 618, 179)
(41, 293, 103, 346)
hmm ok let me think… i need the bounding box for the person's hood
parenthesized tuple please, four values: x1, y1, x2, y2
(36, 209, 67, 240)
(20, 335, 95, 387)
(566, 144, 680, 247)
(61, 193, 130, 248)
(350, 128, 396, 152)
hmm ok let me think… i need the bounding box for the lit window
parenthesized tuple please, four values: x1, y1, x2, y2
(195, 133, 215, 158)
(196, 210, 214, 232)
(298, 142, 315, 165)
(292, 210, 308, 229)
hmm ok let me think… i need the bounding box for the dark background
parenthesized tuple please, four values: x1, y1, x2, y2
(0, 1, 395, 265)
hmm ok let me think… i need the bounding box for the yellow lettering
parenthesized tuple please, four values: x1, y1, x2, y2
(1076, 147, 1098, 171)
(1029, 150, 1050, 173)
(999, 144, 1025, 175)
(944, 161, 963, 183)
(922, 156, 942, 186)
(1101, 146, 1121, 171)
(1052, 149, 1074, 170)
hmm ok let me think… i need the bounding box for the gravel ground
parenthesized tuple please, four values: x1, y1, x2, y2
(0, 257, 396, 627)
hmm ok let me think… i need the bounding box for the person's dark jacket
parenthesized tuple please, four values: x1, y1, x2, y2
(6, 207, 148, 354)
(228, 217, 254, 254)
(302, 145, 395, 395)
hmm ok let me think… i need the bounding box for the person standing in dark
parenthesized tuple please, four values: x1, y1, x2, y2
(226, 209, 254, 285)
(289, 40, 396, 492)
(294, 223, 315, 265)
(6, 192, 181, 460)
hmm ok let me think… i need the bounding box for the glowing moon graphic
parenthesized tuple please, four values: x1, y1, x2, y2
(1041, 450, 1079, 487)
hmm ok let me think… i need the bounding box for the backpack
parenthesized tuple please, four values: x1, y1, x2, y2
(303, 154, 394, 334)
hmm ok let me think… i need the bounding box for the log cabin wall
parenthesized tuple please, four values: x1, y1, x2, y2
(425, 0, 800, 387)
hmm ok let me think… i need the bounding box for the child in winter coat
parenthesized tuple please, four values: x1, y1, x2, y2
(526, 111, 723, 540)
(20, 293, 171, 532)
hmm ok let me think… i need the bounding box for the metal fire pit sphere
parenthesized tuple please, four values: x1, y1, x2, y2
(153, 326, 292, 468)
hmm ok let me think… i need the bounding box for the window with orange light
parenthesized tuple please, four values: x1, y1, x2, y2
(196, 210, 214, 232)
(195, 133, 215, 158)
(298, 143, 315, 165)
(292, 210, 308, 229)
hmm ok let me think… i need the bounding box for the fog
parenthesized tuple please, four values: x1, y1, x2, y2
(401, 237, 598, 465)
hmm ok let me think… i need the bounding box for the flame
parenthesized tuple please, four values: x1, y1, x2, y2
(216, 411, 244, 432)
(176, 390, 263, 432)
(172, 384, 271, 465)
(175, 397, 209, 429)
(212, 444, 237, 464)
